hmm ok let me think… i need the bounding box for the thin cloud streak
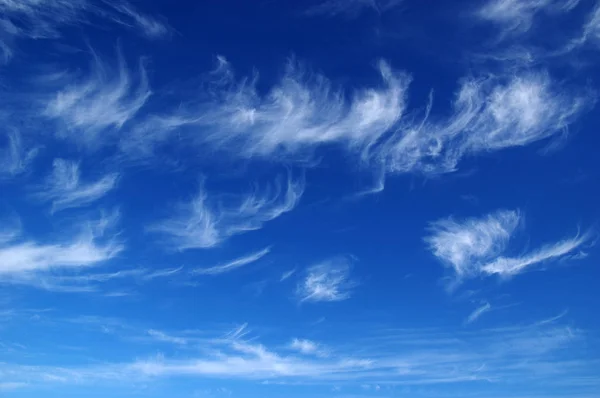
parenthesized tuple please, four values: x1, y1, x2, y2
(0, 211, 122, 275)
(192, 247, 271, 275)
(0, 315, 593, 388)
(34, 159, 118, 213)
(0, 0, 169, 61)
(150, 174, 304, 250)
(466, 302, 492, 324)
(0, 131, 39, 179)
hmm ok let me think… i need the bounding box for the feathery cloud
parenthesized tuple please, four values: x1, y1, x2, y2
(0, 0, 168, 61)
(0, 131, 39, 179)
(0, 211, 122, 276)
(43, 49, 151, 147)
(289, 338, 329, 357)
(425, 209, 593, 281)
(34, 159, 118, 212)
(425, 210, 521, 277)
(297, 257, 355, 303)
(150, 175, 304, 250)
(192, 247, 271, 275)
(124, 58, 590, 186)
(465, 302, 492, 324)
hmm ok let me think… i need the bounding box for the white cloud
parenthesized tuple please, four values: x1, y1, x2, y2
(465, 302, 492, 324)
(0, 131, 39, 179)
(34, 159, 118, 212)
(304, 0, 403, 18)
(122, 57, 410, 163)
(150, 175, 304, 250)
(425, 210, 521, 277)
(280, 268, 296, 282)
(123, 58, 590, 186)
(0, 211, 122, 276)
(477, 0, 552, 35)
(481, 232, 591, 277)
(0, 315, 591, 388)
(297, 257, 355, 303)
(192, 247, 271, 275)
(289, 338, 329, 357)
(43, 49, 151, 147)
(425, 209, 593, 281)
(0, 0, 168, 60)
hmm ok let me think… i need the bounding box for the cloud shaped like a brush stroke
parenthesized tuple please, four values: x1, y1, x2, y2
(192, 247, 271, 275)
(425, 209, 593, 281)
(43, 49, 151, 147)
(151, 175, 304, 251)
(465, 302, 491, 324)
(382, 72, 592, 174)
(0, 211, 122, 275)
(122, 56, 410, 162)
(0, 0, 168, 61)
(297, 257, 355, 303)
(34, 159, 118, 213)
(124, 58, 591, 184)
(304, 0, 403, 19)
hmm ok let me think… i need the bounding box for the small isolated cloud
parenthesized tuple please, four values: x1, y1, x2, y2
(0, 131, 39, 179)
(192, 247, 271, 275)
(289, 338, 329, 357)
(150, 174, 304, 251)
(297, 257, 355, 303)
(0, 211, 122, 277)
(425, 209, 593, 282)
(465, 302, 492, 324)
(43, 48, 151, 147)
(34, 159, 118, 212)
(304, 0, 403, 19)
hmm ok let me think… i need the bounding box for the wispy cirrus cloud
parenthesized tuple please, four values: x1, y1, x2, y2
(150, 175, 304, 251)
(0, 315, 595, 390)
(192, 247, 271, 275)
(0, 131, 39, 179)
(297, 257, 355, 303)
(0, 0, 168, 61)
(34, 159, 118, 213)
(0, 211, 122, 276)
(465, 302, 492, 324)
(304, 0, 403, 19)
(425, 209, 593, 282)
(123, 57, 591, 188)
(43, 48, 151, 147)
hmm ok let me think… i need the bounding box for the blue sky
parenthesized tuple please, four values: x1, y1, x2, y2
(1, 0, 600, 397)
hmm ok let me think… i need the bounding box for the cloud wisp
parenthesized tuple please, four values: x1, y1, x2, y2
(123, 57, 591, 187)
(192, 247, 271, 275)
(465, 302, 492, 324)
(0, 211, 123, 288)
(34, 159, 118, 213)
(0, 315, 594, 389)
(0, 0, 169, 61)
(43, 48, 151, 147)
(297, 257, 355, 303)
(0, 131, 39, 179)
(425, 209, 593, 282)
(150, 174, 304, 251)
